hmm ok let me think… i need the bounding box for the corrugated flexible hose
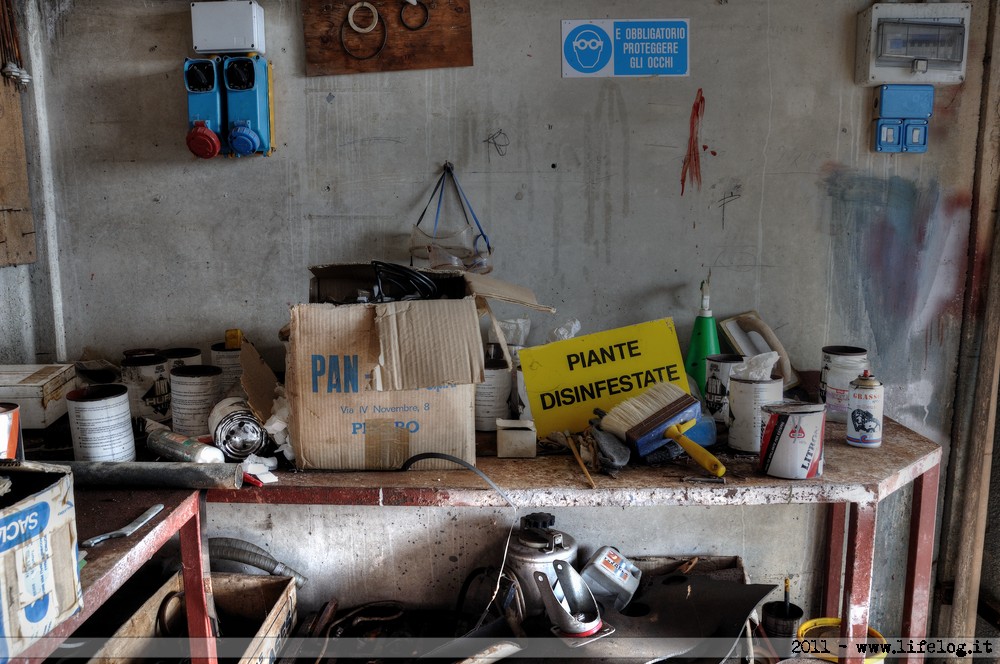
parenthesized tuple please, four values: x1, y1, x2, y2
(208, 537, 308, 588)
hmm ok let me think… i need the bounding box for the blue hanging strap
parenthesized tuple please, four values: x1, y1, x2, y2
(432, 166, 449, 239)
(414, 166, 449, 237)
(450, 166, 492, 254)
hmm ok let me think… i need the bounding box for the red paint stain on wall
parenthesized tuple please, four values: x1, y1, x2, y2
(680, 88, 706, 196)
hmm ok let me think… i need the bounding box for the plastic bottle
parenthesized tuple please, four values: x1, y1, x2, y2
(685, 275, 720, 398)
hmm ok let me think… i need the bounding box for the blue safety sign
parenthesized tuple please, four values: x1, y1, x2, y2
(562, 19, 690, 78)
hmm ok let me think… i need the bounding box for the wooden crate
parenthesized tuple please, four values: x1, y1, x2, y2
(90, 573, 296, 664)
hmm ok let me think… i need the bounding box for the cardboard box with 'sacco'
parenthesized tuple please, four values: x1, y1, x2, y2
(0, 462, 82, 662)
(287, 264, 552, 470)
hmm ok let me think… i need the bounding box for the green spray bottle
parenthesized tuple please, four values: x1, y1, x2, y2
(685, 273, 720, 398)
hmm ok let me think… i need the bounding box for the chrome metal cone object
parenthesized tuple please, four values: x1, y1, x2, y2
(534, 560, 602, 636)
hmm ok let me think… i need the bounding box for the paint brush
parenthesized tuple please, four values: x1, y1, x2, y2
(601, 381, 726, 477)
(784, 577, 791, 617)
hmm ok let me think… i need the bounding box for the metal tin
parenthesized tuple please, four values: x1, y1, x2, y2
(727, 377, 783, 452)
(66, 384, 136, 462)
(121, 353, 171, 423)
(819, 345, 869, 424)
(169, 364, 223, 436)
(475, 366, 512, 431)
(759, 400, 825, 479)
(161, 347, 203, 369)
(704, 353, 745, 425)
(847, 370, 884, 448)
(210, 341, 242, 393)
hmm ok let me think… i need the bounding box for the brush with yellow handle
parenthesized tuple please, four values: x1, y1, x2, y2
(600, 381, 726, 477)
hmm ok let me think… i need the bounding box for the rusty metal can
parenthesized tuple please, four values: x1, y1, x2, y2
(847, 370, 883, 448)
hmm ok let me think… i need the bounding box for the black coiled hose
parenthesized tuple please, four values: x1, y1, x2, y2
(208, 537, 308, 589)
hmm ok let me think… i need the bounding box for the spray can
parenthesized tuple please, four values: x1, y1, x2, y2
(684, 275, 720, 398)
(146, 428, 226, 463)
(847, 370, 883, 448)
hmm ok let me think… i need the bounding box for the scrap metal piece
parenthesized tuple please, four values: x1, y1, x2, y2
(682, 475, 727, 484)
(81, 503, 164, 547)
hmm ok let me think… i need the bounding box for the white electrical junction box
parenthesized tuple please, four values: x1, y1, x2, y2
(191, 1, 266, 55)
(856, 3, 971, 86)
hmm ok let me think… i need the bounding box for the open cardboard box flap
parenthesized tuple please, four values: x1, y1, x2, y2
(462, 271, 556, 313)
(240, 339, 279, 424)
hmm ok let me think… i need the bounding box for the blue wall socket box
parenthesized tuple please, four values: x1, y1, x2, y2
(0, 463, 81, 663)
(873, 84, 933, 153)
(223, 55, 271, 157)
(875, 84, 934, 119)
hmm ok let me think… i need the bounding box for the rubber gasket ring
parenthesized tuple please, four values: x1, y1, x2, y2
(347, 1, 378, 33)
(340, 16, 387, 59)
(400, 1, 429, 30)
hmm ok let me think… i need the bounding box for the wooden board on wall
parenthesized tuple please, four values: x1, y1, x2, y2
(302, 0, 472, 76)
(0, 83, 35, 267)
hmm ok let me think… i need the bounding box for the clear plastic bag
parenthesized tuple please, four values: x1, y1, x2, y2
(408, 162, 493, 273)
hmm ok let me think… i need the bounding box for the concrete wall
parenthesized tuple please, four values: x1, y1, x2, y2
(4, 0, 988, 629)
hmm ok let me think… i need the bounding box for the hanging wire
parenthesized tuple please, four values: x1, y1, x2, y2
(0, 0, 30, 89)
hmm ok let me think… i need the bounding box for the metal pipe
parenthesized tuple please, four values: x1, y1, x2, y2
(51, 461, 244, 490)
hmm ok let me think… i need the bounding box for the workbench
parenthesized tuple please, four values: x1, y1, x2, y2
(14, 488, 217, 664)
(208, 419, 941, 664)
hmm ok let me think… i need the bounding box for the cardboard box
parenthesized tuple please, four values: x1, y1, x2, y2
(519, 319, 688, 438)
(90, 573, 296, 664)
(0, 462, 82, 661)
(496, 419, 537, 458)
(287, 264, 551, 470)
(0, 365, 78, 429)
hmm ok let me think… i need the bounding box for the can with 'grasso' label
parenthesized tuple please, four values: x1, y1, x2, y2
(759, 401, 825, 479)
(847, 370, 884, 448)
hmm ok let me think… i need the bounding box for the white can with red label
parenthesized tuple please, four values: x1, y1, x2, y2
(847, 370, 884, 448)
(759, 401, 825, 479)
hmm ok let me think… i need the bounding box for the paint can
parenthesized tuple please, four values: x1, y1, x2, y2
(514, 367, 532, 420)
(704, 353, 745, 425)
(727, 377, 783, 452)
(0, 403, 24, 460)
(122, 347, 160, 360)
(66, 384, 136, 462)
(761, 600, 805, 659)
(121, 353, 171, 423)
(161, 347, 203, 369)
(847, 370, 884, 448)
(169, 365, 223, 436)
(759, 401, 825, 479)
(210, 341, 242, 393)
(819, 346, 869, 424)
(208, 395, 269, 460)
(476, 348, 512, 431)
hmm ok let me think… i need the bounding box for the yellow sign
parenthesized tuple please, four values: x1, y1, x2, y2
(519, 318, 689, 438)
